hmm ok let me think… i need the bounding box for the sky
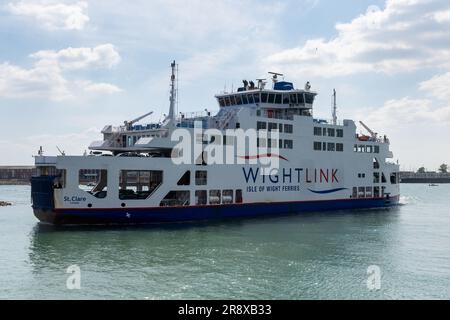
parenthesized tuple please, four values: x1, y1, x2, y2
(1, 0, 450, 171)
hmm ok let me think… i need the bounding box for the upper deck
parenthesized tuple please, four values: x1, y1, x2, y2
(215, 79, 317, 110)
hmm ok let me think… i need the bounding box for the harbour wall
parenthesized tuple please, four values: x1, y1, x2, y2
(400, 171, 450, 184)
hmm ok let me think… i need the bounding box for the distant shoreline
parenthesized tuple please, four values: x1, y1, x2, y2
(0, 180, 30, 185)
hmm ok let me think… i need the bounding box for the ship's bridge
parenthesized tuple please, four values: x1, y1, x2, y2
(215, 78, 317, 113)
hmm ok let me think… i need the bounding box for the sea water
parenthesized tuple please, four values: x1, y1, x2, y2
(0, 184, 449, 299)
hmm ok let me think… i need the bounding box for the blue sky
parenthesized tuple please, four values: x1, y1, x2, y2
(1, 0, 450, 171)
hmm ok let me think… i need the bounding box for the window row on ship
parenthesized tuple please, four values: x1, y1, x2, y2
(354, 144, 380, 154)
(257, 121, 293, 133)
(218, 91, 315, 107)
(313, 127, 344, 138)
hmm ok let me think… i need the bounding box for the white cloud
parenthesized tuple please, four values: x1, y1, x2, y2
(78, 81, 123, 94)
(265, 0, 450, 77)
(31, 44, 121, 70)
(359, 97, 450, 131)
(0, 44, 122, 101)
(7, 0, 89, 30)
(419, 72, 450, 100)
(433, 9, 450, 22)
(0, 61, 71, 100)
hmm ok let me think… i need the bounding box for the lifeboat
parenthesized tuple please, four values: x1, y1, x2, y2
(358, 135, 370, 141)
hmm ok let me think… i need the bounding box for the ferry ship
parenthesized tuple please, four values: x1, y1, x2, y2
(31, 61, 400, 225)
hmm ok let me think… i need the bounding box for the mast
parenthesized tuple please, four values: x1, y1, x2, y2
(332, 89, 337, 125)
(167, 60, 177, 130)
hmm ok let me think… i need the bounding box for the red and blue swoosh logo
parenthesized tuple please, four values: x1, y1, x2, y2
(308, 188, 348, 194)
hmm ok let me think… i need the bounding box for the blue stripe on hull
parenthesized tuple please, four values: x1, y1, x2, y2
(34, 197, 400, 226)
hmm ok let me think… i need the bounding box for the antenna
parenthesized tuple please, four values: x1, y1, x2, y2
(256, 78, 267, 90)
(162, 60, 177, 131)
(176, 62, 179, 119)
(268, 72, 283, 85)
(332, 89, 337, 125)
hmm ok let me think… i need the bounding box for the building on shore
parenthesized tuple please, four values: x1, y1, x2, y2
(0, 166, 102, 185)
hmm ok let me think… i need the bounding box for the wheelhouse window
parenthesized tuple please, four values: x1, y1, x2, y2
(305, 93, 315, 104)
(218, 98, 225, 107)
(235, 95, 242, 105)
(261, 93, 268, 103)
(253, 93, 260, 104)
(337, 129, 344, 137)
(268, 93, 275, 104)
(282, 94, 290, 105)
(297, 93, 305, 104)
(275, 94, 282, 104)
(247, 94, 254, 104)
(290, 94, 297, 105)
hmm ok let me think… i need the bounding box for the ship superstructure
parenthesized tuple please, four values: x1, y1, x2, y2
(31, 61, 400, 225)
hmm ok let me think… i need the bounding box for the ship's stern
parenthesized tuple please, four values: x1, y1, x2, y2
(31, 175, 59, 224)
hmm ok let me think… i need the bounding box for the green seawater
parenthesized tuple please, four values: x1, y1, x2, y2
(0, 184, 449, 299)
